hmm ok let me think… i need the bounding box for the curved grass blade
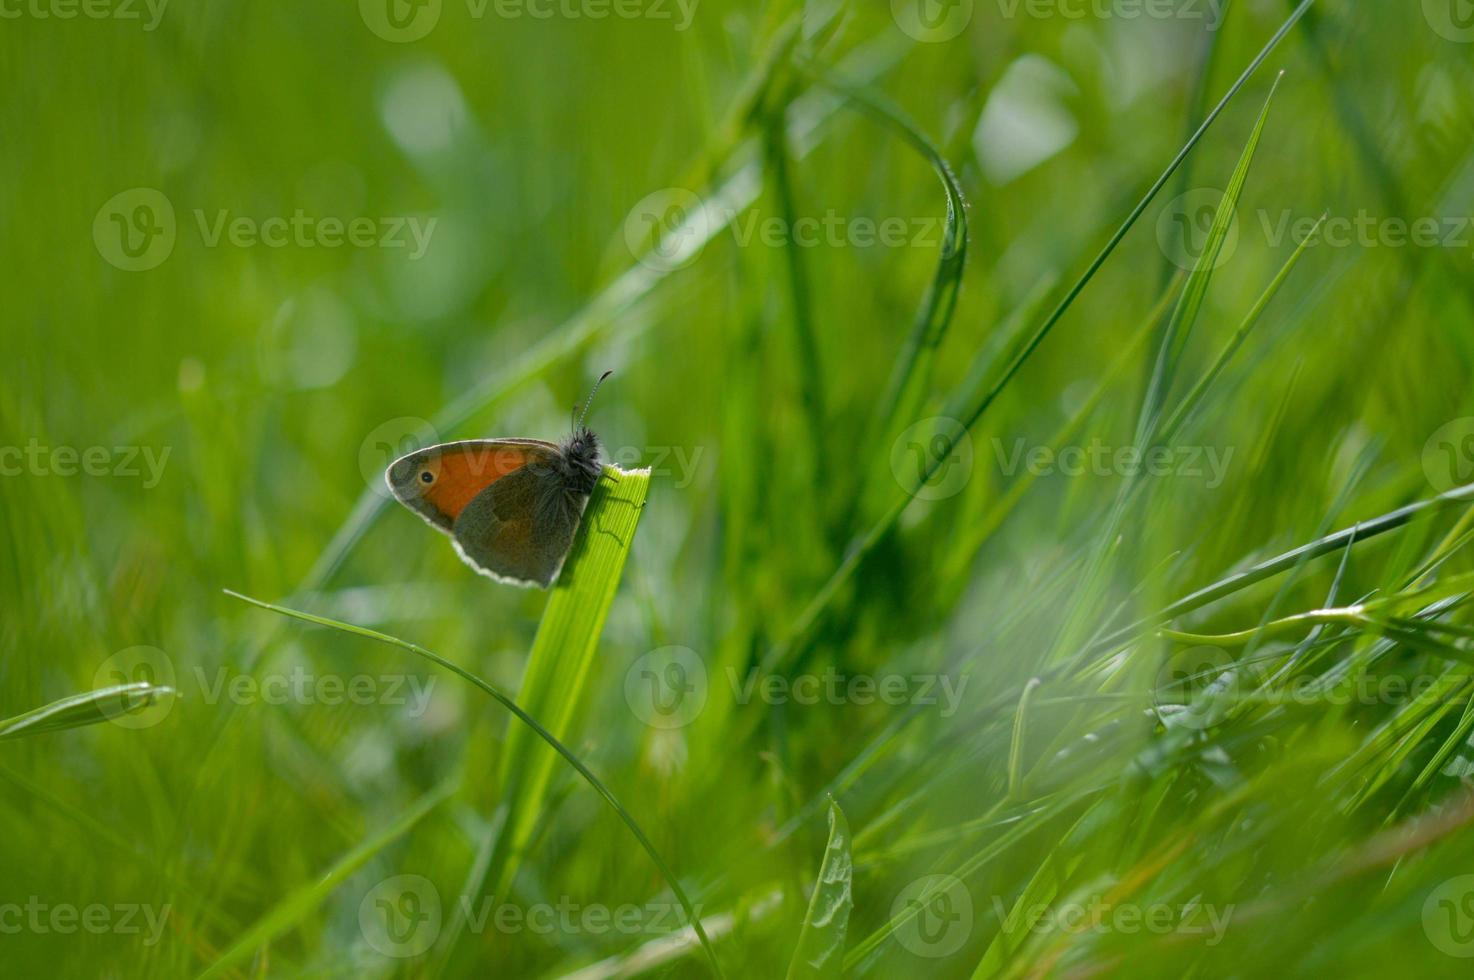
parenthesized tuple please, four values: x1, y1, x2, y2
(1050, 72, 1286, 665)
(758, 0, 1317, 677)
(1158, 0, 1236, 290)
(763, 98, 829, 489)
(288, 30, 910, 611)
(785, 800, 853, 980)
(843, 796, 1084, 970)
(1007, 679, 1042, 801)
(1137, 71, 1284, 448)
(196, 778, 454, 979)
(223, 505, 726, 978)
(937, 271, 1176, 589)
(226, 586, 723, 978)
(1090, 482, 1474, 656)
(795, 61, 969, 524)
(1158, 212, 1327, 441)
(468, 468, 650, 950)
(0, 682, 176, 739)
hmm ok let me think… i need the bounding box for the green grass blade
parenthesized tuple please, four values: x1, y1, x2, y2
(224, 469, 724, 978)
(1008, 679, 1042, 801)
(763, 99, 829, 494)
(228, 586, 724, 978)
(1050, 72, 1285, 664)
(480, 467, 650, 918)
(287, 32, 905, 613)
(1158, 212, 1327, 442)
(797, 62, 969, 501)
(0, 682, 176, 739)
(938, 272, 1176, 588)
(785, 800, 852, 980)
(1093, 483, 1474, 653)
(196, 779, 454, 979)
(970, 847, 1080, 979)
(1138, 72, 1284, 447)
(757, 0, 1315, 677)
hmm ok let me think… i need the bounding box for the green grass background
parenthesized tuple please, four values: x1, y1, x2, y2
(5, 0, 1474, 976)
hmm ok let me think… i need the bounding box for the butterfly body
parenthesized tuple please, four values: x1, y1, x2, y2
(385, 427, 603, 588)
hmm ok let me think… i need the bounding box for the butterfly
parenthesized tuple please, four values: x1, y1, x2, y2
(385, 372, 611, 588)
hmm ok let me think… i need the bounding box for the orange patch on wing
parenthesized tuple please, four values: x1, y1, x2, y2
(424, 446, 541, 522)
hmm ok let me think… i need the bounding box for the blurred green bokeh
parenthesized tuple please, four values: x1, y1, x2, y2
(5, 1, 1474, 977)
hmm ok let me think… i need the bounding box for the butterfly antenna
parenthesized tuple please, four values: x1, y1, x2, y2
(575, 370, 613, 430)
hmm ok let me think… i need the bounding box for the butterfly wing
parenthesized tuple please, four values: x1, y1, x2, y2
(451, 465, 585, 587)
(385, 439, 560, 533)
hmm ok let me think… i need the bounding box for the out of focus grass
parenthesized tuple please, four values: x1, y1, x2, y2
(6, 1, 1474, 977)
